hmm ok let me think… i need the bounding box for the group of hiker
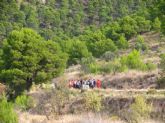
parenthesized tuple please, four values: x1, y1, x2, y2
(68, 79, 101, 89)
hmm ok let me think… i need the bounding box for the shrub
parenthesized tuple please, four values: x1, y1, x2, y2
(125, 96, 152, 123)
(152, 17, 161, 32)
(83, 91, 102, 112)
(94, 39, 117, 57)
(101, 51, 118, 61)
(120, 50, 147, 70)
(0, 96, 18, 123)
(81, 56, 96, 73)
(99, 63, 114, 73)
(146, 62, 156, 71)
(68, 40, 91, 65)
(49, 80, 70, 115)
(116, 35, 129, 49)
(99, 60, 128, 74)
(15, 94, 35, 110)
(89, 63, 100, 74)
(135, 35, 148, 51)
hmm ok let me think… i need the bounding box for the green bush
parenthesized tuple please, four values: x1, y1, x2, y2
(99, 63, 114, 73)
(152, 17, 161, 32)
(0, 96, 18, 123)
(80, 56, 100, 74)
(135, 35, 148, 51)
(146, 62, 156, 71)
(15, 94, 34, 110)
(100, 60, 128, 74)
(120, 50, 148, 70)
(125, 96, 152, 123)
(89, 63, 100, 74)
(94, 39, 118, 57)
(83, 91, 102, 112)
(101, 51, 118, 61)
(116, 35, 129, 49)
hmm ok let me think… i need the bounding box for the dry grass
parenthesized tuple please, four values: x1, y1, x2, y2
(18, 112, 163, 123)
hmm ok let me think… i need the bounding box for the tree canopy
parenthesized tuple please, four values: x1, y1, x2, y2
(0, 28, 67, 97)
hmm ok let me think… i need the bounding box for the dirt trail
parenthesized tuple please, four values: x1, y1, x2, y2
(52, 64, 160, 89)
(19, 112, 163, 123)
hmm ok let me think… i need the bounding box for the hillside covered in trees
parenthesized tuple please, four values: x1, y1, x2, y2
(0, 0, 165, 123)
(0, 0, 164, 40)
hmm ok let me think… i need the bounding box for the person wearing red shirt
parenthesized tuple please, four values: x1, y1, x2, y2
(96, 79, 101, 88)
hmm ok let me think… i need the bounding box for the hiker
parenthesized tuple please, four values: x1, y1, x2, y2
(76, 80, 81, 89)
(73, 79, 77, 88)
(80, 79, 83, 86)
(69, 80, 73, 88)
(89, 79, 94, 88)
(96, 79, 101, 88)
(93, 79, 96, 87)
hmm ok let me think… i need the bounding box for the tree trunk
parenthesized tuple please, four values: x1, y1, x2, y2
(26, 78, 33, 91)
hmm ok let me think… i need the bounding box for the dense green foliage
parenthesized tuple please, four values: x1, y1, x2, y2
(0, 28, 67, 97)
(0, 96, 18, 123)
(0, 0, 164, 40)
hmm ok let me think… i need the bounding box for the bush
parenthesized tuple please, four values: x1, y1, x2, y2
(94, 39, 117, 57)
(100, 60, 128, 74)
(49, 80, 70, 115)
(68, 40, 91, 65)
(135, 35, 148, 51)
(116, 35, 129, 49)
(15, 94, 35, 110)
(81, 56, 96, 73)
(125, 96, 152, 123)
(0, 96, 18, 123)
(120, 50, 147, 70)
(99, 63, 114, 73)
(89, 63, 100, 74)
(146, 62, 156, 71)
(152, 17, 161, 32)
(101, 51, 118, 61)
(83, 91, 102, 112)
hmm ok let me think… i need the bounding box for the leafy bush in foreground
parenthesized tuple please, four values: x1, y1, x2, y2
(83, 91, 102, 112)
(0, 96, 18, 123)
(125, 96, 152, 123)
(15, 94, 35, 110)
